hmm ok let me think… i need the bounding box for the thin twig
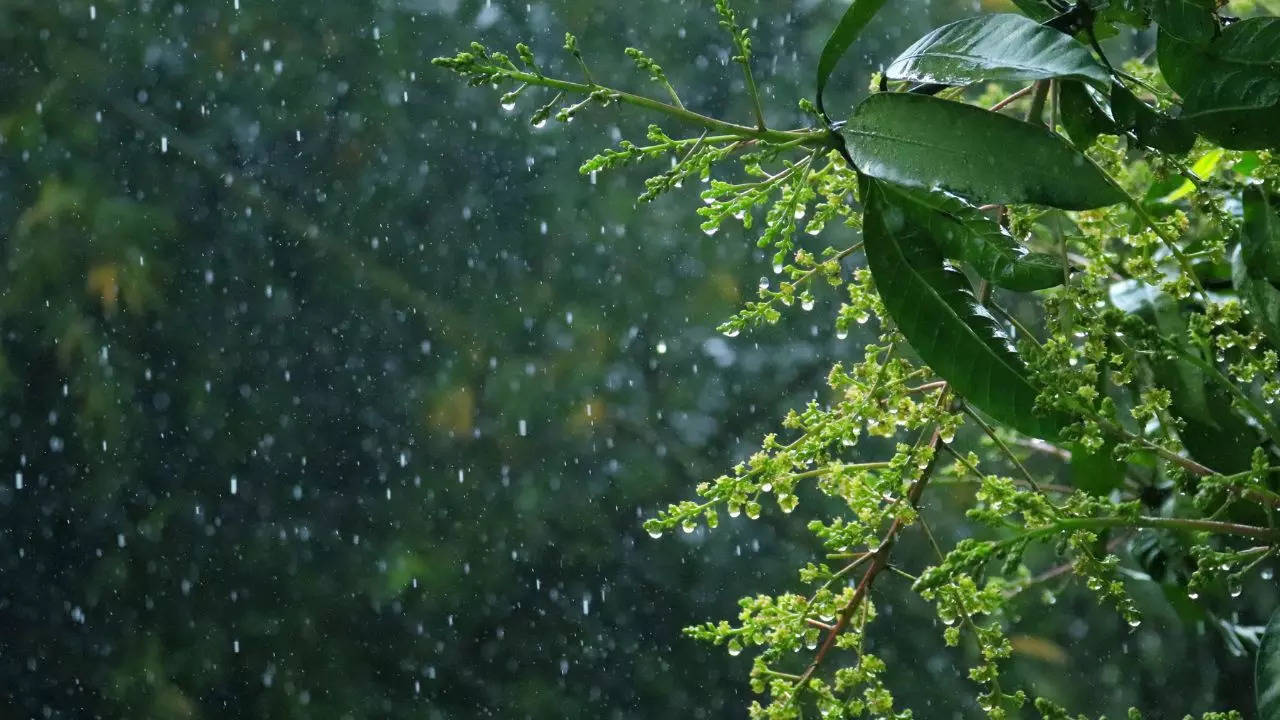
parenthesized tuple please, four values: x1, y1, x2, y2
(990, 84, 1035, 112)
(790, 417, 946, 698)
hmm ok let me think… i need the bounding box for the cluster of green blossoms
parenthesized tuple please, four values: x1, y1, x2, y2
(436, 8, 1280, 718)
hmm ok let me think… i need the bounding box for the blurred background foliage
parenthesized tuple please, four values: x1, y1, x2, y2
(0, 0, 1274, 717)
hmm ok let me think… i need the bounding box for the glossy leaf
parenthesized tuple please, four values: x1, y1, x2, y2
(879, 182, 1066, 291)
(1234, 244, 1280, 351)
(1008, 0, 1057, 22)
(885, 14, 1110, 90)
(1060, 80, 1115, 149)
(843, 93, 1124, 210)
(815, 0, 889, 116)
(1110, 280, 1257, 471)
(1156, 30, 1202, 97)
(1242, 186, 1280, 282)
(1261, 608, 1280, 720)
(1150, 0, 1217, 44)
(1110, 83, 1196, 154)
(1162, 19, 1280, 149)
(863, 179, 1064, 439)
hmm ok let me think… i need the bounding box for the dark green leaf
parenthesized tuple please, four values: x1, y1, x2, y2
(884, 14, 1110, 89)
(1096, 0, 1152, 33)
(816, 0, 890, 116)
(1060, 80, 1116, 149)
(879, 183, 1066, 291)
(1233, 242, 1280, 351)
(1261, 608, 1280, 720)
(1242, 185, 1280, 282)
(1164, 18, 1280, 149)
(1150, 0, 1217, 44)
(843, 93, 1124, 210)
(1110, 280, 1257, 472)
(1110, 83, 1196, 154)
(1156, 29, 1201, 96)
(1008, 0, 1057, 22)
(1070, 438, 1127, 495)
(863, 179, 1064, 439)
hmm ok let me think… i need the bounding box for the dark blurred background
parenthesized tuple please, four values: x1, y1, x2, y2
(0, 0, 1271, 717)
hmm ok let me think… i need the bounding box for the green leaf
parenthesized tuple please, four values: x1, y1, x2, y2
(1008, 0, 1057, 22)
(1261, 607, 1280, 720)
(1109, 280, 1257, 472)
(843, 93, 1124, 210)
(1156, 29, 1200, 97)
(863, 179, 1064, 439)
(1150, 0, 1217, 44)
(884, 14, 1110, 90)
(815, 0, 890, 117)
(1070, 437, 1127, 495)
(1242, 185, 1280, 282)
(1096, 0, 1151, 32)
(1233, 238, 1280, 351)
(1059, 80, 1115, 149)
(1109, 83, 1196, 154)
(1162, 18, 1280, 149)
(879, 182, 1066, 291)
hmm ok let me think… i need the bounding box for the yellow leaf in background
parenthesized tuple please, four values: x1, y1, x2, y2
(566, 398, 604, 435)
(426, 385, 475, 437)
(87, 263, 120, 314)
(1160, 148, 1225, 204)
(1009, 633, 1069, 664)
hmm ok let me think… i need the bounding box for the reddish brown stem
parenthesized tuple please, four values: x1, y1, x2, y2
(790, 428, 943, 695)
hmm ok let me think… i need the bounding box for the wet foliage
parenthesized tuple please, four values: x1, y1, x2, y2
(1, 0, 1279, 718)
